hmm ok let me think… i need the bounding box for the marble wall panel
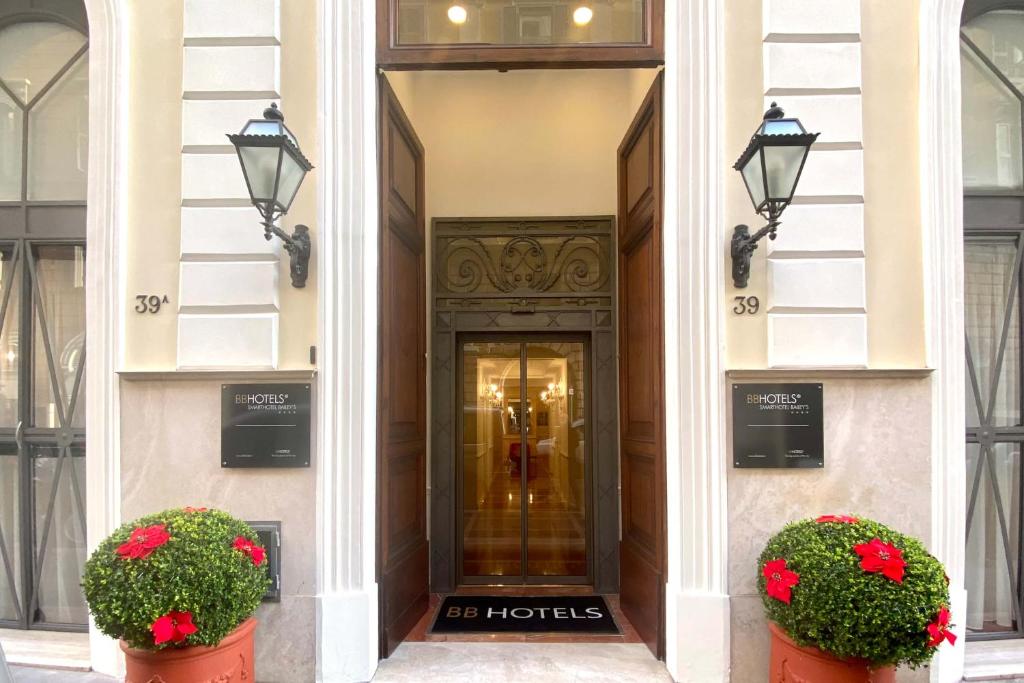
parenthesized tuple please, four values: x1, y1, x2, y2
(727, 378, 933, 683)
(119, 378, 316, 682)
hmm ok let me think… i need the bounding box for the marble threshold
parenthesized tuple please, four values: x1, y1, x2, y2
(964, 638, 1024, 681)
(372, 642, 672, 682)
(0, 629, 90, 671)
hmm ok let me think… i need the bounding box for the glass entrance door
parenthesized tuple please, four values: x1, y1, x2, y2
(459, 337, 589, 584)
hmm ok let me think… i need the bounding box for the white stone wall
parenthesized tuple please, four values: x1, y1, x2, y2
(762, 0, 867, 367)
(178, 0, 282, 369)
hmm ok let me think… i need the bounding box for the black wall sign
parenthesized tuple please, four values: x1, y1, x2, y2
(732, 383, 823, 469)
(222, 384, 311, 468)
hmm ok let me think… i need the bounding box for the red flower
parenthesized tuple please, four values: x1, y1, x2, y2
(816, 514, 859, 524)
(762, 559, 800, 604)
(151, 611, 198, 645)
(182, 506, 208, 513)
(927, 607, 957, 648)
(115, 524, 170, 560)
(233, 536, 266, 566)
(854, 538, 906, 583)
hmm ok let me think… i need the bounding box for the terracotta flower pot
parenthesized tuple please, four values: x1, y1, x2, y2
(120, 616, 257, 683)
(769, 621, 896, 683)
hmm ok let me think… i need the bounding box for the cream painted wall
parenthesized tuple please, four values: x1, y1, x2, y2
(725, 0, 768, 368)
(725, 0, 926, 368)
(384, 69, 659, 222)
(122, 1, 182, 369)
(121, 0, 319, 371)
(277, 0, 319, 369)
(862, 0, 924, 368)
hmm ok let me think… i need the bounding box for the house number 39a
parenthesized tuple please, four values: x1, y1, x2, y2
(733, 295, 760, 315)
(135, 294, 169, 314)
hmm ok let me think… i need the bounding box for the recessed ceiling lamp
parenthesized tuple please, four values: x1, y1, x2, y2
(448, 3, 468, 24)
(573, 5, 594, 26)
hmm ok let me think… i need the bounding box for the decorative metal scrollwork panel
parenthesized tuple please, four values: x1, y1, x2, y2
(434, 218, 613, 304)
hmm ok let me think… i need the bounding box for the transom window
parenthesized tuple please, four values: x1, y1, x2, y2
(379, 0, 663, 68)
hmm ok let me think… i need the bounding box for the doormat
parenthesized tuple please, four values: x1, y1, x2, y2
(430, 595, 620, 634)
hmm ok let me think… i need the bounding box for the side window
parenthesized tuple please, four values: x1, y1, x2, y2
(0, 12, 90, 631)
(962, 7, 1024, 641)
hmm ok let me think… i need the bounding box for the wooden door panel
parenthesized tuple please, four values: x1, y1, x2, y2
(622, 448, 657, 553)
(387, 227, 424, 436)
(390, 130, 419, 213)
(383, 444, 426, 558)
(378, 75, 428, 658)
(617, 72, 665, 659)
(622, 229, 656, 439)
(625, 125, 654, 214)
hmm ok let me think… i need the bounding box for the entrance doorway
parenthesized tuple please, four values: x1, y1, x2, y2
(376, 70, 666, 658)
(459, 336, 589, 585)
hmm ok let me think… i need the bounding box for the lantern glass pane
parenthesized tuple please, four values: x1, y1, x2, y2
(238, 145, 282, 203)
(241, 120, 284, 136)
(740, 153, 766, 210)
(761, 119, 805, 136)
(763, 144, 808, 201)
(276, 153, 307, 211)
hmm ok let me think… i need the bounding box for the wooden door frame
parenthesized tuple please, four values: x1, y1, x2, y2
(317, 2, 731, 679)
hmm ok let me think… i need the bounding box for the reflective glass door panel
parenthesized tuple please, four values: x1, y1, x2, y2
(460, 337, 589, 584)
(526, 342, 587, 579)
(461, 341, 522, 579)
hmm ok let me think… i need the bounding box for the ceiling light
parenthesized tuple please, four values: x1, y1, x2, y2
(448, 4, 468, 24)
(573, 6, 593, 26)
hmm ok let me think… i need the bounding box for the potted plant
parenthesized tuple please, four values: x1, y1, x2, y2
(82, 507, 270, 682)
(758, 515, 955, 682)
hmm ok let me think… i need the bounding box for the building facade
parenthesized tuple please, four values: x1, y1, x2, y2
(0, 0, 1005, 681)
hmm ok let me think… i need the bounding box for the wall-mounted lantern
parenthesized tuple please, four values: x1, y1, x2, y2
(227, 103, 314, 288)
(731, 103, 819, 288)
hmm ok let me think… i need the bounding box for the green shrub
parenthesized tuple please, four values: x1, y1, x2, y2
(758, 516, 952, 668)
(82, 507, 270, 650)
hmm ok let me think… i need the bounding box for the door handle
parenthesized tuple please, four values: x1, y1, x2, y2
(14, 420, 23, 450)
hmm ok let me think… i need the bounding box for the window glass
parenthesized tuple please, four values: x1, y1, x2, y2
(961, 46, 1024, 190)
(0, 443, 19, 623)
(0, 23, 85, 105)
(964, 10, 1024, 92)
(32, 246, 86, 430)
(965, 239, 1022, 428)
(27, 56, 88, 201)
(397, 0, 645, 46)
(0, 91, 21, 201)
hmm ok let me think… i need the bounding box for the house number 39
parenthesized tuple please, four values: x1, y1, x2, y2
(135, 294, 169, 314)
(733, 295, 760, 315)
